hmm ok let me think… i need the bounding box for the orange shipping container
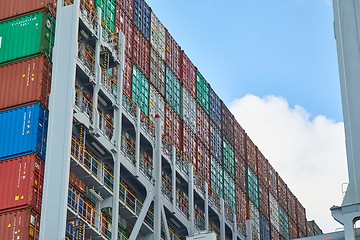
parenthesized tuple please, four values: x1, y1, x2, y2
(0, 0, 55, 21)
(0, 56, 52, 111)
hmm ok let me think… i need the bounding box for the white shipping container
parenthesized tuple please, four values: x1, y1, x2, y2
(269, 193, 280, 231)
(182, 87, 197, 132)
(249, 201, 260, 240)
(150, 12, 166, 60)
(149, 85, 165, 132)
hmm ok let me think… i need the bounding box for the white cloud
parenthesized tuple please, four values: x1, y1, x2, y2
(229, 94, 347, 233)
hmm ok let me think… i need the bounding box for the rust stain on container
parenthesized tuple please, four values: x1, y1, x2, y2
(0, 154, 44, 214)
(0, 56, 52, 111)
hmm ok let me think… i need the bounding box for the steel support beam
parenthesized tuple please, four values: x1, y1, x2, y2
(220, 198, 226, 240)
(154, 114, 163, 240)
(135, 107, 141, 176)
(205, 182, 209, 231)
(188, 162, 195, 235)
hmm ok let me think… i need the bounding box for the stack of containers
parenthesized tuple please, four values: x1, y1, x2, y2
(0, 1, 55, 238)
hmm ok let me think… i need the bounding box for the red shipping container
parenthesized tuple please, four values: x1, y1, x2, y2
(235, 153, 246, 192)
(122, 56, 133, 97)
(0, 56, 52, 111)
(0, 155, 44, 214)
(165, 30, 181, 80)
(268, 163, 278, 197)
(289, 218, 299, 239)
(277, 176, 288, 211)
(181, 51, 196, 98)
(234, 121, 246, 161)
(182, 123, 197, 167)
(271, 224, 280, 240)
(196, 139, 211, 184)
(133, 28, 150, 79)
(0, 207, 41, 240)
(296, 199, 307, 236)
(236, 187, 247, 233)
(196, 103, 210, 148)
(246, 135, 257, 174)
(117, 0, 134, 20)
(222, 102, 234, 144)
(0, 0, 55, 21)
(165, 104, 183, 152)
(115, 6, 133, 58)
(259, 182, 270, 220)
(287, 189, 297, 223)
(257, 150, 269, 187)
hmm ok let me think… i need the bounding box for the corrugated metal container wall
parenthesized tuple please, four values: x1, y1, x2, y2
(150, 47, 165, 96)
(132, 65, 149, 116)
(182, 123, 196, 167)
(296, 199, 307, 236)
(279, 205, 290, 239)
(149, 85, 165, 126)
(277, 176, 288, 211)
(271, 224, 280, 240)
(307, 220, 323, 236)
(196, 140, 211, 186)
(247, 167, 259, 208)
(210, 120, 222, 162)
(165, 104, 183, 152)
(0, 11, 56, 66)
(165, 67, 181, 115)
(235, 153, 246, 192)
(223, 171, 236, 212)
(196, 70, 210, 115)
(269, 193, 280, 232)
(115, 6, 133, 58)
(209, 87, 222, 129)
(246, 135, 257, 174)
(289, 219, 299, 239)
(96, 0, 116, 33)
(117, 0, 134, 20)
(248, 201, 260, 240)
(257, 150, 268, 187)
(165, 30, 181, 80)
(122, 55, 133, 97)
(182, 87, 197, 132)
(210, 156, 223, 197)
(133, 27, 150, 79)
(223, 138, 235, 177)
(0, 103, 48, 161)
(259, 182, 269, 220)
(260, 213, 271, 240)
(0, 56, 52, 111)
(150, 12, 165, 60)
(221, 102, 234, 144)
(0, 0, 55, 21)
(196, 103, 210, 147)
(234, 121, 246, 160)
(268, 163, 278, 197)
(0, 207, 41, 240)
(287, 190, 297, 223)
(236, 187, 247, 234)
(133, 0, 151, 41)
(181, 51, 196, 98)
(0, 155, 44, 213)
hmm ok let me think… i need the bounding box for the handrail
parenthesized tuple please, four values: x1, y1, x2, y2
(98, 111, 114, 140)
(78, 41, 95, 75)
(139, 153, 153, 180)
(176, 191, 189, 218)
(175, 150, 189, 177)
(75, 87, 93, 122)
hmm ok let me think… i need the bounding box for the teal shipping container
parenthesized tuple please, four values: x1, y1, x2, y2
(0, 103, 48, 161)
(247, 167, 260, 208)
(0, 11, 55, 66)
(196, 70, 210, 115)
(132, 65, 149, 116)
(223, 138, 235, 176)
(96, 0, 116, 33)
(166, 67, 181, 116)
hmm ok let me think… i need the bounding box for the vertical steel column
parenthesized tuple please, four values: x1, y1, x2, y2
(233, 213, 237, 240)
(246, 217, 252, 240)
(135, 107, 141, 175)
(39, 1, 80, 239)
(188, 162, 195, 235)
(220, 198, 226, 240)
(154, 114, 162, 240)
(110, 31, 125, 240)
(204, 182, 209, 231)
(172, 146, 177, 213)
(162, 205, 171, 240)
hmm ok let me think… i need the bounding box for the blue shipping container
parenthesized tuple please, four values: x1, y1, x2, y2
(0, 103, 48, 161)
(210, 87, 222, 129)
(134, 0, 151, 41)
(210, 120, 222, 161)
(260, 213, 271, 240)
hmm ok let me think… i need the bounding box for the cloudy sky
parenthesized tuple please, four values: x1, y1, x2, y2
(146, 0, 348, 233)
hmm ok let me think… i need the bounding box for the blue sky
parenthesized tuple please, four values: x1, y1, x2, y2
(146, 0, 347, 233)
(146, 0, 342, 122)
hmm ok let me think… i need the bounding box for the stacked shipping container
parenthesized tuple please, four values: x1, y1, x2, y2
(0, 3, 55, 239)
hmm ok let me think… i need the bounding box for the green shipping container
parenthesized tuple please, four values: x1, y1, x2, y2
(196, 70, 210, 115)
(247, 167, 260, 208)
(132, 65, 149, 116)
(223, 171, 236, 212)
(210, 156, 223, 197)
(279, 205, 290, 239)
(166, 67, 181, 115)
(223, 138, 235, 176)
(0, 12, 55, 66)
(96, 0, 116, 33)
